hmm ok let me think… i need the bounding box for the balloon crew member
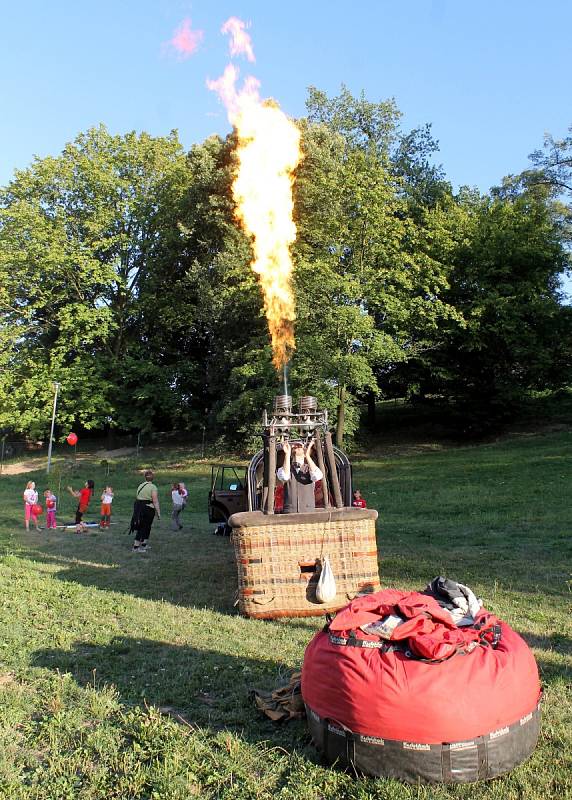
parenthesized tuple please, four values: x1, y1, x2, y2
(131, 470, 161, 553)
(67, 479, 94, 534)
(276, 440, 323, 513)
(23, 481, 40, 532)
(352, 489, 367, 508)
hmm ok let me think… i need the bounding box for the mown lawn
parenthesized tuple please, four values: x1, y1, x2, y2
(0, 430, 570, 799)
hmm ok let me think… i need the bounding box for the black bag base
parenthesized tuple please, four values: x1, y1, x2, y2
(306, 701, 541, 784)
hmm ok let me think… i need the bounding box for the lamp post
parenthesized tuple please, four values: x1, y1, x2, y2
(46, 382, 60, 474)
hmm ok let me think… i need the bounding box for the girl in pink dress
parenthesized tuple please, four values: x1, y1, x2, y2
(23, 481, 40, 531)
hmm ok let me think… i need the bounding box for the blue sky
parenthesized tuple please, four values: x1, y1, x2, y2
(1, 0, 571, 292)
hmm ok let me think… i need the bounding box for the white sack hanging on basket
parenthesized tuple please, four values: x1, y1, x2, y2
(316, 556, 337, 603)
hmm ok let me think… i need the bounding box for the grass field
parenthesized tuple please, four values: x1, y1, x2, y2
(0, 426, 571, 799)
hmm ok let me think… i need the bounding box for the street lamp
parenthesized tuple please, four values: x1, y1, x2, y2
(46, 382, 60, 474)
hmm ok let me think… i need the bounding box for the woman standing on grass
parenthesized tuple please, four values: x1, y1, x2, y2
(67, 479, 94, 534)
(23, 481, 40, 532)
(131, 470, 161, 553)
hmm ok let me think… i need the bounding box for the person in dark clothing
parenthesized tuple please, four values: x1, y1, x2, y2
(131, 470, 161, 553)
(276, 439, 323, 513)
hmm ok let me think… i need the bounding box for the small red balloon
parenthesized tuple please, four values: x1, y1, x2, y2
(67, 432, 78, 446)
(32, 504, 43, 516)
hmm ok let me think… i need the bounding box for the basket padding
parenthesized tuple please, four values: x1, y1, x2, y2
(229, 508, 378, 528)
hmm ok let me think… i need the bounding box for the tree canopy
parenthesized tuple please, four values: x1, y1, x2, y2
(1, 91, 570, 446)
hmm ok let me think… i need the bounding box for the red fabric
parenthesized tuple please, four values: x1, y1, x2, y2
(302, 589, 541, 743)
(352, 498, 367, 508)
(274, 484, 284, 512)
(78, 488, 92, 512)
(328, 591, 495, 661)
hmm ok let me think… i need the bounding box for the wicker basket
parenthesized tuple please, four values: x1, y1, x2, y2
(229, 508, 380, 619)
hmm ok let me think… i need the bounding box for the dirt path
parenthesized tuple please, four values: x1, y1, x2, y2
(93, 447, 137, 459)
(1, 447, 137, 476)
(1, 458, 48, 476)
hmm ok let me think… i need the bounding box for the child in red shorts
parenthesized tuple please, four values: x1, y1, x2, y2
(99, 485, 113, 529)
(67, 479, 94, 533)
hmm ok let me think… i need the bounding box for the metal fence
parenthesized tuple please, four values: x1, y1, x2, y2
(0, 430, 204, 474)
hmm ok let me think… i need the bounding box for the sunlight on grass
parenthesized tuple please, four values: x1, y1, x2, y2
(0, 432, 570, 798)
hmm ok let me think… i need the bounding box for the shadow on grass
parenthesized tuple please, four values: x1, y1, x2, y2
(31, 625, 566, 768)
(13, 526, 240, 613)
(32, 636, 314, 754)
(522, 632, 572, 656)
(521, 632, 572, 685)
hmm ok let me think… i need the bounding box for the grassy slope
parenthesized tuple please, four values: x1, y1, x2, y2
(0, 429, 571, 799)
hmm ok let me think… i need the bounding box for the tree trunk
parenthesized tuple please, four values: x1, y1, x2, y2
(106, 427, 116, 449)
(367, 390, 376, 428)
(336, 385, 346, 448)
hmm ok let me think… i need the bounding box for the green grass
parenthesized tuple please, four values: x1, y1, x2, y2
(0, 430, 571, 799)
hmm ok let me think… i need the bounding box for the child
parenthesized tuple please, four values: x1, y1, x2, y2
(171, 482, 184, 531)
(44, 488, 57, 529)
(100, 486, 113, 529)
(67, 479, 94, 533)
(352, 489, 367, 508)
(179, 482, 188, 509)
(23, 481, 40, 531)
(179, 482, 189, 528)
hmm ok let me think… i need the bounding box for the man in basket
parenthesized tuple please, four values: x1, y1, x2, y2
(276, 440, 323, 513)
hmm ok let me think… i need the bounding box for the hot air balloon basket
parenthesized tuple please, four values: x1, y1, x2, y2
(229, 508, 381, 619)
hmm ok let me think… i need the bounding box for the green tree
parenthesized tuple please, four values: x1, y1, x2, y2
(507, 125, 572, 300)
(399, 185, 572, 429)
(291, 89, 460, 446)
(138, 132, 275, 447)
(526, 125, 572, 200)
(0, 126, 189, 437)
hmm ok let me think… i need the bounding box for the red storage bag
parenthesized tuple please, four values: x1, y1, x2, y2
(302, 589, 541, 783)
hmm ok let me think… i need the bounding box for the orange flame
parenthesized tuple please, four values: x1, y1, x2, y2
(207, 25, 301, 371)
